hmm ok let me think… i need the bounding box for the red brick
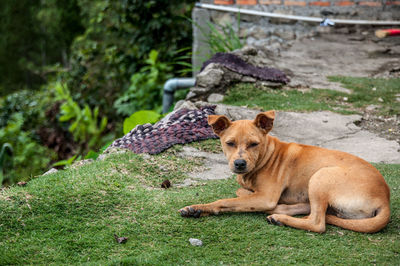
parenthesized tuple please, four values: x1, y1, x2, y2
(237, 0, 258, 4)
(260, 0, 282, 4)
(386, 1, 400, 5)
(284, 0, 307, 6)
(309, 1, 331, 6)
(335, 1, 355, 6)
(214, 0, 234, 4)
(359, 1, 382, 6)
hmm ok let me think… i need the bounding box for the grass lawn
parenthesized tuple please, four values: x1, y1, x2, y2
(223, 77, 400, 116)
(0, 151, 399, 265)
(0, 76, 399, 264)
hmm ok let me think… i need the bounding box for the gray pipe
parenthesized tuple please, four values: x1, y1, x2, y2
(162, 78, 196, 113)
(196, 3, 400, 25)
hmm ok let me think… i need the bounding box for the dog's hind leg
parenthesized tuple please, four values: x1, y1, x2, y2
(267, 201, 328, 233)
(266, 167, 338, 233)
(267, 203, 310, 216)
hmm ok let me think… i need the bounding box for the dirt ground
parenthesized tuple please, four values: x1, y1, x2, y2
(263, 28, 400, 145)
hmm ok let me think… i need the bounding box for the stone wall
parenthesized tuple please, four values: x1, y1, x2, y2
(192, 0, 400, 73)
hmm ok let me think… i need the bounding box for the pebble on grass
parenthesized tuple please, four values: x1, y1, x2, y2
(189, 238, 203, 246)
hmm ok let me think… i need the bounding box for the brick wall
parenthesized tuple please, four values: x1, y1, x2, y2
(212, 0, 400, 7)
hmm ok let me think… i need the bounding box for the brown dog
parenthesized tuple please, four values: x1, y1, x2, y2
(179, 111, 391, 233)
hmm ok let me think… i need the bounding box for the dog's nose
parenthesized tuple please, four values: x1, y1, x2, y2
(234, 159, 247, 170)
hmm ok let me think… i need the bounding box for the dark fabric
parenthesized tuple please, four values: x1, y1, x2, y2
(201, 52, 289, 84)
(110, 106, 218, 154)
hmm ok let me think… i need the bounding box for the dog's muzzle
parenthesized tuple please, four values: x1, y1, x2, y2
(233, 159, 247, 173)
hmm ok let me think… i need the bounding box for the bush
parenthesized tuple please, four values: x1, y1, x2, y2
(0, 113, 55, 185)
(66, 0, 195, 120)
(54, 81, 108, 154)
(114, 50, 172, 116)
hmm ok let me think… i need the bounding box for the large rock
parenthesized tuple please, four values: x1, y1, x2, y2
(196, 63, 224, 88)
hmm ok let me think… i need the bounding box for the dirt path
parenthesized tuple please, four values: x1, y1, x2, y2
(269, 31, 400, 92)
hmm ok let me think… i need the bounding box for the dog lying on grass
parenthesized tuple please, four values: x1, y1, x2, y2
(179, 111, 390, 233)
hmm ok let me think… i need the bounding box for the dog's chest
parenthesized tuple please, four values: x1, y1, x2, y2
(237, 175, 254, 191)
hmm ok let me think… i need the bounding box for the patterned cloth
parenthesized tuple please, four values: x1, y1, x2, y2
(110, 106, 218, 154)
(201, 52, 290, 84)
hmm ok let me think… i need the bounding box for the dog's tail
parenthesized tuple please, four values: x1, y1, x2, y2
(326, 204, 390, 233)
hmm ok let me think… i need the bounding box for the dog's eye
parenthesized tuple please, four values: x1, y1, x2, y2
(226, 141, 235, 147)
(249, 142, 259, 148)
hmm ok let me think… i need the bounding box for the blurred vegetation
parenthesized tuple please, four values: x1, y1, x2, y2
(0, 0, 195, 185)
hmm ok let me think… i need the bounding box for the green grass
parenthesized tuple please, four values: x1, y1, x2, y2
(223, 77, 400, 115)
(0, 151, 399, 265)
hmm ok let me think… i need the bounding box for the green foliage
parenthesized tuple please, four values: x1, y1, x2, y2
(114, 50, 172, 116)
(206, 22, 244, 55)
(52, 154, 80, 168)
(123, 110, 161, 135)
(0, 143, 13, 185)
(0, 114, 55, 184)
(54, 82, 107, 152)
(0, 90, 51, 131)
(193, 14, 244, 56)
(67, 0, 195, 120)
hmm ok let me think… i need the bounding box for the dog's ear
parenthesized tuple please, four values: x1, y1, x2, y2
(208, 115, 231, 136)
(254, 110, 275, 134)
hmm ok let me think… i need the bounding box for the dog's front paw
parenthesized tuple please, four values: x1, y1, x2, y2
(266, 214, 284, 226)
(179, 206, 203, 218)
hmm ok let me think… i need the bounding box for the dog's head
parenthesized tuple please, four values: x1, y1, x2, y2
(208, 111, 275, 174)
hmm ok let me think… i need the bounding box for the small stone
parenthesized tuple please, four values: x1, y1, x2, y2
(43, 168, 58, 176)
(343, 97, 348, 101)
(141, 153, 151, 160)
(97, 154, 107, 161)
(240, 46, 258, 56)
(365, 105, 379, 112)
(189, 238, 203, 246)
(17, 181, 27, 186)
(372, 87, 377, 91)
(241, 76, 257, 83)
(378, 97, 384, 102)
(207, 93, 224, 103)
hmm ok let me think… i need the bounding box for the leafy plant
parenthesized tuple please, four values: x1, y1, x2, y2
(52, 154, 80, 168)
(114, 50, 172, 116)
(54, 81, 108, 153)
(123, 110, 161, 135)
(0, 89, 51, 131)
(0, 143, 13, 185)
(0, 113, 54, 185)
(192, 13, 244, 56)
(66, 0, 195, 121)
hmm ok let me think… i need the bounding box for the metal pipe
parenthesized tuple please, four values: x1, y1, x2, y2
(162, 78, 196, 113)
(196, 3, 400, 25)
